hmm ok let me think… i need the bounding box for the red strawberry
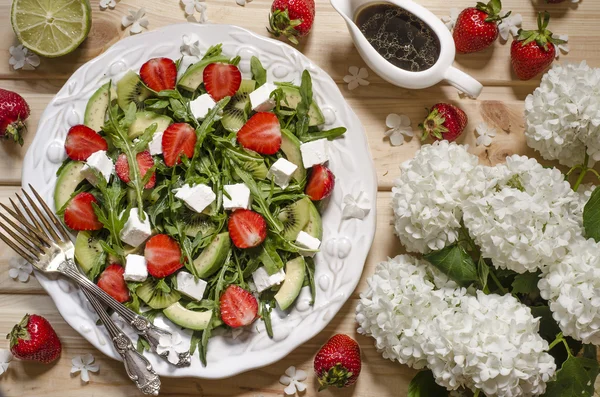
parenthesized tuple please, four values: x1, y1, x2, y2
(453, 0, 508, 54)
(97, 264, 130, 303)
(228, 209, 267, 249)
(144, 234, 184, 278)
(115, 151, 156, 189)
(305, 164, 335, 201)
(219, 285, 258, 328)
(314, 334, 362, 390)
(511, 12, 563, 81)
(0, 88, 29, 145)
(268, 0, 315, 44)
(203, 63, 242, 101)
(236, 112, 282, 155)
(64, 125, 108, 161)
(419, 103, 468, 142)
(139, 58, 177, 92)
(162, 123, 197, 167)
(8, 314, 61, 364)
(64, 192, 103, 231)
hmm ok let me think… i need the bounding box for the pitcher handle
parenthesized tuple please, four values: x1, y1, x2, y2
(444, 66, 483, 99)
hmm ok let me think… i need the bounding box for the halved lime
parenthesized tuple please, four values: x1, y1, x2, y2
(11, 0, 92, 58)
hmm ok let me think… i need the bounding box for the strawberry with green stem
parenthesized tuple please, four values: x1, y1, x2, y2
(8, 314, 61, 364)
(314, 334, 362, 390)
(0, 88, 29, 145)
(268, 0, 315, 45)
(453, 0, 510, 54)
(419, 103, 468, 142)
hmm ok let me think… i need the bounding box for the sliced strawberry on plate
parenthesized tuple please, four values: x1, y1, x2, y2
(64, 125, 108, 161)
(63, 192, 103, 231)
(236, 112, 282, 155)
(219, 285, 258, 328)
(144, 234, 184, 278)
(305, 164, 335, 201)
(203, 63, 242, 101)
(115, 150, 156, 189)
(139, 58, 177, 92)
(97, 264, 130, 303)
(162, 123, 197, 167)
(228, 209, 268, 249)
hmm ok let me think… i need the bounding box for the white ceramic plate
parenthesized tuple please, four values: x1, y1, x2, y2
(21, 23, 377, 379)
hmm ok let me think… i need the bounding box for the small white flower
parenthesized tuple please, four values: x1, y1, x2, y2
(156, 333, 188, 365)
(71, 354, 100, 383)
(99, 0, 116, 10)
(343, 66, 370, 91)
(342, 192, 371, 220)
(498, 12, 522, 42)
(385, 113, 414, 146)
(475, 122, 497, 147)
(181, 0, 206, 15)
(0, 349, 12, 376)
(122, 8, 149, 35)
(553, 34, 569, 59)
(235, 0, 253, 6)
(181, 34, 203, 57)
(9, 45, 40, 71)
(441, 8, 460, 31)
(9, 257, 33, 283)
(279, 366, 307, 395)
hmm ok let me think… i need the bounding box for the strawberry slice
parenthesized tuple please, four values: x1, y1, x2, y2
(64, 192, 103, 231)
(305, 164, 335, 201)
(139, 58, 177, 92)
(97, 264, 130, 303)
(203, 63, 242, 101)
(162, 123, 197, 167)
(144, 234, 184, 278)
(219, 285, 258, 328)
(236, 112, 282, 155)
(228, 209, 267, 249)
(64, 125, 108, 161)
(115, 151, 156, 189)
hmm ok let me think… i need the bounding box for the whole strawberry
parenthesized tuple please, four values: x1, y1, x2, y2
(0, 88, 30, 145)
(314, 334, 361, 390)
(511, 12, 564, 81)
(268, 0, 315, 45)
(7, 314, 61, 364)
(420, 103, 468, 142)
(453, 0, 509, 54)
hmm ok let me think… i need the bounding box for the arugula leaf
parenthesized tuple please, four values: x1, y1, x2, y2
(87, 249, 107, 282)
(544, 356, 598, 397)
(234, 167, 284, 233)
(297, 127, 347, 143)
(583, 185, 600, 241)
(305, 257, 316, 305)
(259, 300, 274, 338)
(132, 123, 158, 152)
(423, 244, 478, 287)
(136, 336, 151, 353)
(407, 371, 447, 397)
(295, 70, 313, 138)
(511, 271, 541, 295)
(189, 331, 202, 356)
(201, 44, 223, 60)
(259, 238, 284, 274)
(250, 56, 267, 86)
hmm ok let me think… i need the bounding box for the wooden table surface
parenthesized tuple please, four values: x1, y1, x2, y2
(1, 0, 599, 396)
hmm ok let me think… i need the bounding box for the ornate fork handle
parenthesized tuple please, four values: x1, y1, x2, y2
(60, 259, 191, 367)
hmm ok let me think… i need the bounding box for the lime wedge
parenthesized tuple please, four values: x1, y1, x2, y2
(11, 0, 92, 58)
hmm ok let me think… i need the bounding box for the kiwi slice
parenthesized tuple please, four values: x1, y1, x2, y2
(278, 197, 311, 240)
(183, 212, 218, 238)
(136, 279, 181, 309)
(117, 70, 152, 111)
(222, 79, 256, 133)
(303, 200, 323, 240)
(74, 231, 103, 273)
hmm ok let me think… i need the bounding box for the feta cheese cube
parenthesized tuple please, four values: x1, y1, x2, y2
(175, 271, 207, 301)
(252, 266, 286, 293)
(189, 94, 216, 119)
(267, 158, 298, 189)
(124, 254, 148, 282)
(81, 150, 113, 186)
(249, 83, 278, 112)
(148, 131, 164, 155)
(174, 184, 216, 213)
(300, 139, 329, 168)
(223, 183, 252, 210)
(295, 231, 321, 257)
(120, 208, 152, 247)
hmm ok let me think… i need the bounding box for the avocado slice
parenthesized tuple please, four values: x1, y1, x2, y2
(178, 56, 231, 92)
(303, 200, 323, 240)
(280, 129, 306, 183)
(275, 257, 306, 310)
(54, 161, 86, 211)
(163, 302, 213, 331)
(192, 232, 231, 278)
(84, 83, 116, 132)
(279, 85, 325, 126)
(74, 231, 104, 273)
(128, 111, 172, 139)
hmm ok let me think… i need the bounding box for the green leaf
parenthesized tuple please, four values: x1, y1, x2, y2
(583, 186, 600, 241)
(407, 371, 447, 397)
(259, 300, 274, 338)
(477, 256, 489, 291)
(544, 356, 599, 397)
(250, 56, 267, 86)
(258, 238, 284, 274)
(305, 257, 316, 305)
(86, 250, 107, 282)
(423, 244, 478, 287)
(511, 272, 541, 295)
(136, 336, 151, 353)
(297, 127, 347, 143)
(189, 330, 202, 356)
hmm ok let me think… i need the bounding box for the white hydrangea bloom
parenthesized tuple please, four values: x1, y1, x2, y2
(391, 141, 487, 254)
(524, 62, 600, 167)
(357, 255, 556, 397)
(463, 155, 582, 273)
(539, 238, 600, 344)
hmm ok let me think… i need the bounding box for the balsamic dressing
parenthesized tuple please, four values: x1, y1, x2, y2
(355, 3, 441, 72)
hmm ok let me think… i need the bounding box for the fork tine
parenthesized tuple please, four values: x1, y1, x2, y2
(0, 218, 45, 256)
(13, 196, 47, 240)
(28, 185, 71, 242)
(0, 211, 47, 254)
(10, 198, 49, 248)
(21, 189, 61, 243)
(0, 203, 52, 246)
(0, 228, 39, 263)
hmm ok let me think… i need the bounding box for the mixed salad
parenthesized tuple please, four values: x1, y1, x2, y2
(53, 44, 346, 364)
